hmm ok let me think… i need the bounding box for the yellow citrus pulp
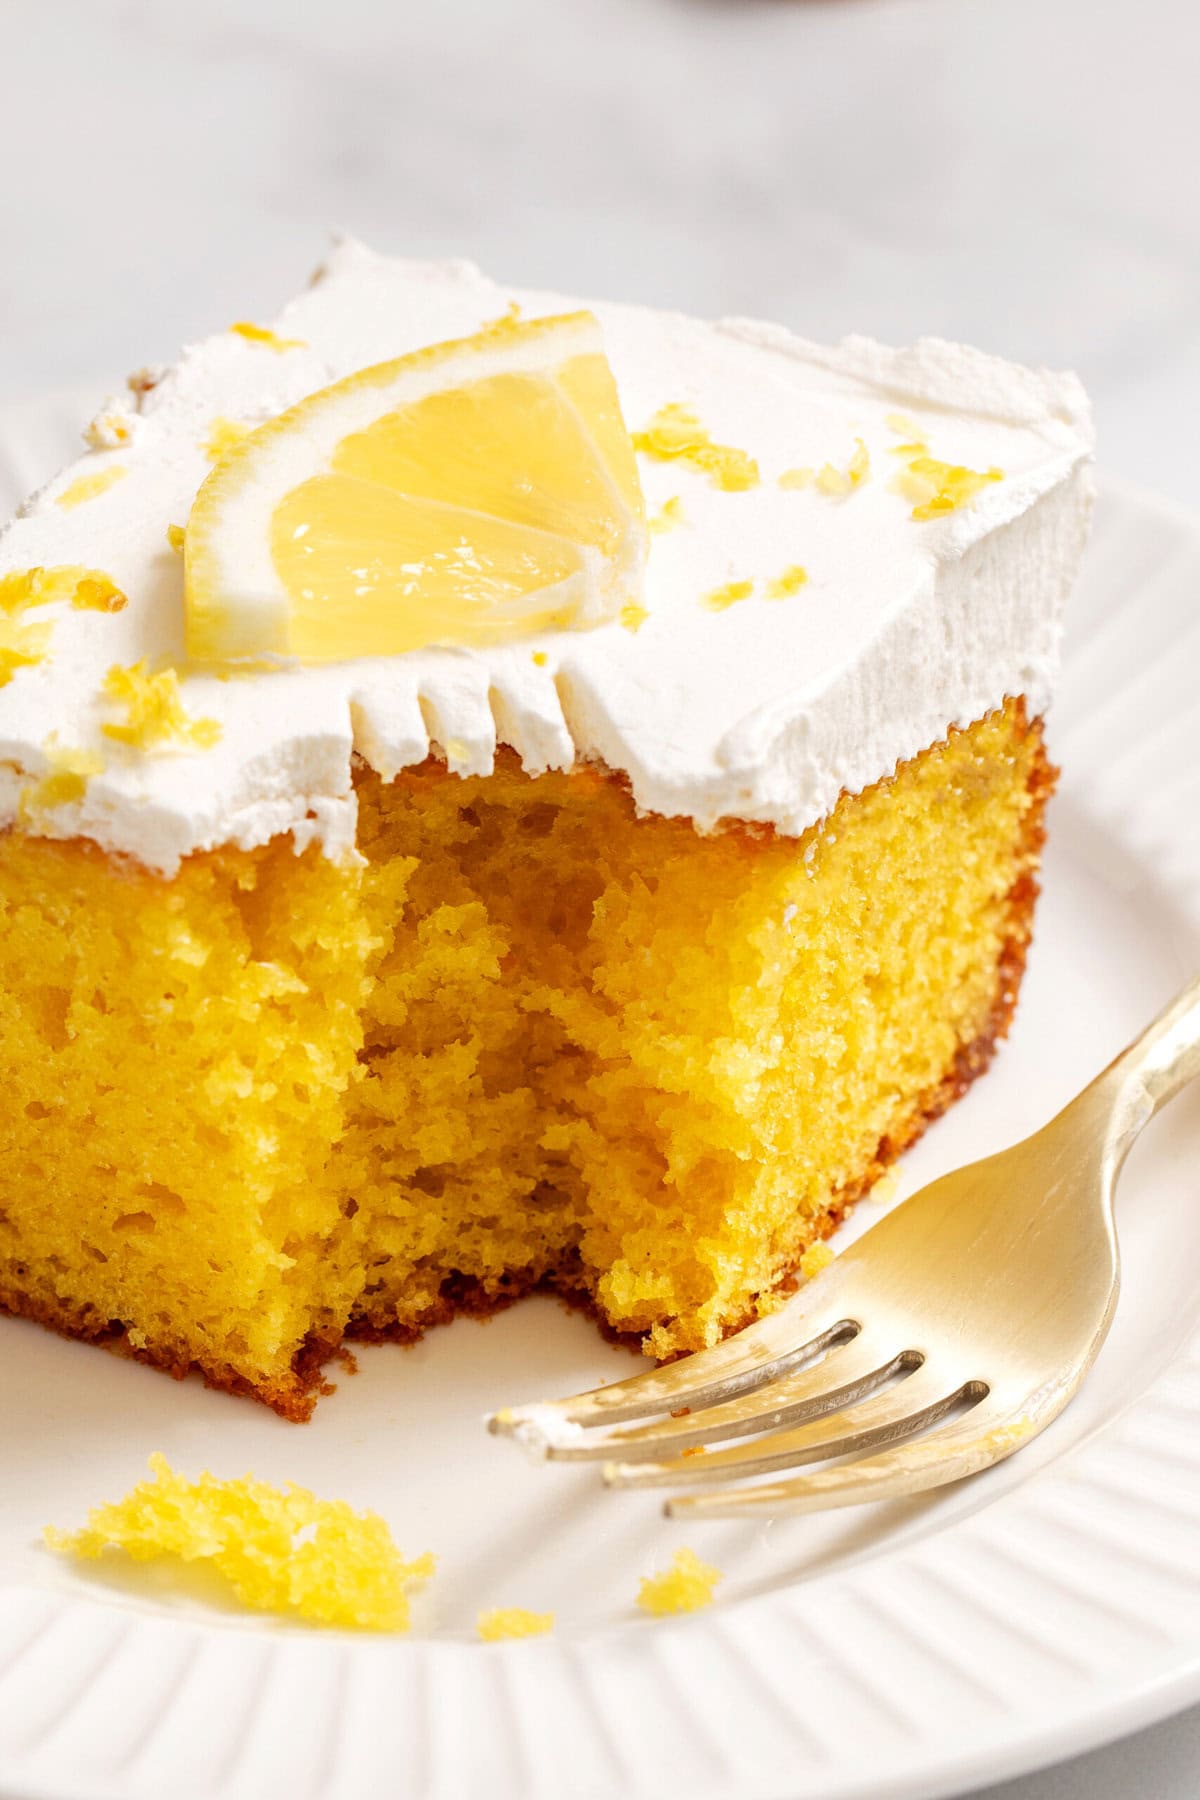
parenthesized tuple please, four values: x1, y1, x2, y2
(184, 313, 646, 664)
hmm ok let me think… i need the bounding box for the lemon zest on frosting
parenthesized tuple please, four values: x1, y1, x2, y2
(766, 564, 809, 599)
(890, 445, 1004, 520)
(0, 567, 126, 683)
(778, 466, 814, 490)
(1, 566, 125, 616)
(815, 438, 871, 499)
(648, 496, 685, 535)
(0, 618, 52, 686)
(531, 650, 548, 666)
(19, 740, 104, 819)
(477, 1607, 555, 1642)
(204, 416, 254, 461)
(56, 467, 129, 509)
(885, 411, 920, 437)
(44, 1453, 434, 1632)
(703, 579, 754, 612)
(102, 662, 222, 751)
(632, 404, 759, 492)
(71, 574, 127, 613)
(167, 524, 186, 554)
(637, 1547, 723, 1615)
(230, 321, 307, 352)
(620, 600, 650, 633)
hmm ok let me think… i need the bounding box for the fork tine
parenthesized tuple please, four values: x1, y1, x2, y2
(489, 1281, 861, 1445)
(604, 1367, 979, 1487)
(662, 1391, 1051, 1518)
(543, 1331, 914, 1462)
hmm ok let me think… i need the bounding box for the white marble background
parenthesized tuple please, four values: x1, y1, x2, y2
(2, 1, 1198, 1795)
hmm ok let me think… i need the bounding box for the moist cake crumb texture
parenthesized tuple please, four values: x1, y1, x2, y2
(637, 1547, 724, 1615)
(44, 1454, 434, 1630)
(0, 698, 1050, 1416)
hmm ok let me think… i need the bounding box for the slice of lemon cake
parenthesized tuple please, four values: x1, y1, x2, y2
(0, 242, 1093, 1417)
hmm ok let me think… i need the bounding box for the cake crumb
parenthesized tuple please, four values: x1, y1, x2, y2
(44, 1454, 433, 1632)
(102, 662, 222, 751)
(870, 1167, 901, 1205)
(477, 1607, 554, 1641)
(230, 321, 307, 352)
(637, 1547, 723, 1616)
(799, 1240, 835, 1280)
(633, 404, 759, 492)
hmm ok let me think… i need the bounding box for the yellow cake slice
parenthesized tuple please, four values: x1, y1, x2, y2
(0, 243, 1093, 1417)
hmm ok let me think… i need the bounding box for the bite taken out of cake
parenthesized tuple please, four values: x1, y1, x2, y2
(0, 242, 1093, 1417)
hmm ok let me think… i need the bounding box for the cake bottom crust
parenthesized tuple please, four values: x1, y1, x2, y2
(0, 705, 1054, 1419)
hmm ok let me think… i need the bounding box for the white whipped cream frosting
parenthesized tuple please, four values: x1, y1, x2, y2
(0, 240, 1094, 875)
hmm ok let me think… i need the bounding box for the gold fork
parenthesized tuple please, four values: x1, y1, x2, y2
(489, 975, 1200, 1518)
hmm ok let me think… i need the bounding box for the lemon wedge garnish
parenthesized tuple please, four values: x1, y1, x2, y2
(184, 312, 646, 664)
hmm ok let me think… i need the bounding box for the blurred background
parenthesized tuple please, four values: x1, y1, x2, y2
(2, 2, 1198, 1796)
(3, 0, 1199, 502)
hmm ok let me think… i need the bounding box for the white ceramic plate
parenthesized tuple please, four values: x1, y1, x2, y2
(1, 398, 1198, 1800)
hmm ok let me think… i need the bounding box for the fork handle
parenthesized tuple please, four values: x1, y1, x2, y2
(1097, 971, 1200, 1157)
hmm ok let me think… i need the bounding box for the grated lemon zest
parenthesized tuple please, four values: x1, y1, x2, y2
(620, 601, 650, 633)
(815, 438, 870, 499)
(72, 574, 127, 613)
(230, 321, 307, 352)
(0, 567, 126, 684)
(531, 650, 548, 666)
(477, 1607, 555, 1642)
(167, 524, 186, 554)
(632, 404, 759, 492)
(56, 466, 129, 509)
(778, 466, 814, 490)
(703, 579, 754, 613)
(44, 1453, 434, 1632)
(766, 564, 809, 600)
(637, 1547, 723, 1616)
(102, 662, 222, 751)
(19, 740, 105, 819)
(890, 446, 1004, 520)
